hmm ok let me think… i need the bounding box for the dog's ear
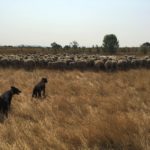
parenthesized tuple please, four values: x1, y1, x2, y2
(11, 86, 15, 89)
(41, 78, 47, 81)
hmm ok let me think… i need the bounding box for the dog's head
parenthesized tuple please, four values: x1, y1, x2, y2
(41, 78, 48, 83)
(11, 86, 21, 95)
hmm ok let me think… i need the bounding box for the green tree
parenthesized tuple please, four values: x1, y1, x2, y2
(102, 34, 119, 53)
(140, 42, 150, 54)
(64, 45, 71, 50)
(70, 41, 79, 49)
(51, 42, 62, 49)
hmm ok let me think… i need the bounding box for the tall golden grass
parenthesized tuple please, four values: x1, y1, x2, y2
(0, 69, 149, 150)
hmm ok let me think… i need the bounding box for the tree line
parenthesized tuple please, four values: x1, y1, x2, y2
(50, 34, 150, 54)
(0, 34, 150, 55)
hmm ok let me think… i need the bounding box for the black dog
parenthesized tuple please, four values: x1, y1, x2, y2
(32, 78, 48, 98)
(0, 86, 21, 118)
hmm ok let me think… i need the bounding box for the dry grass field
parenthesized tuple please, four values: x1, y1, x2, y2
(0, 69, 149, 150)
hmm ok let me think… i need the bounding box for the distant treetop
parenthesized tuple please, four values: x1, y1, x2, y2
(141, 42, 150, 47)
(102, 34, 119, 54)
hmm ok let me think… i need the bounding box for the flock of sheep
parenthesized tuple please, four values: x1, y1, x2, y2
(0, 54, 149, 71)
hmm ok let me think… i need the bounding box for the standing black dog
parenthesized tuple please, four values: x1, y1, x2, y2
(32, 78, 48, 98)
(0, 86, 21, 118)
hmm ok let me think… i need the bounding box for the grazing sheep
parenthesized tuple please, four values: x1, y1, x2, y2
(117, 59, 128, 70)
(0, 57, 9, 68)
(66, 59, 73, 66)
(68, 61, 76, 70)
(0, 86, 21, 118)
(111, 60, 117, 71)
(38, 58, 49, 68)
(11, 57, 21, 68)
(104, 60, 113, 71)
(144, 56, 150, 60)
(146, 59, 150, 68)
(48, 61, 55, 69)
(56, 60, 67, 69)
(131, 59, 139, 68)
(0, 54, 149, 71)
(32, 78, 48, 98)
(76, 60, 87, 69)
(86, 59, 95, 68)
(94, 60, 105, 70)
(48, 61, 66, 69)
(23, 59, 35, 70)
(137, 58, 146, 68)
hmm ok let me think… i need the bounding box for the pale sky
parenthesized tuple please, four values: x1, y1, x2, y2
(0, 0, 150, 47)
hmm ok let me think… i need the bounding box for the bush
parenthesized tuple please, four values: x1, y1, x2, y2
(102, 34, 119, 54)
(140, 42, 150, 54)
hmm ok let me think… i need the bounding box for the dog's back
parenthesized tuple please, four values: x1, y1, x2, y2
(2, 90, 12, 99)
(32, 78, 48, 98)
(32, 81, 44, 97)
(35, 80, 45, 90)
(0, 90, 11, 117)
(0, 87, 21, 118)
